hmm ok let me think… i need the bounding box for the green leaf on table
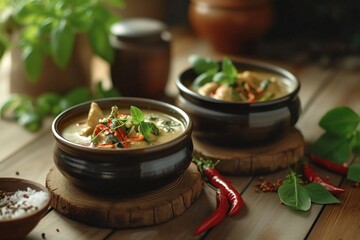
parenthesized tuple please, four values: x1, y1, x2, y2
(311, 132, 351, 164)
(278, 171, 311, 211)
(348, 163, 360, 182)
(319, 106, 360, 137)
(50, 19, 75, 68)
(188, 55, 218, 75)
(304, 183, 340, 204)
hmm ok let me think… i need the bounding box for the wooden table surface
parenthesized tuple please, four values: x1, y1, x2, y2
(1, 28, 360, 240)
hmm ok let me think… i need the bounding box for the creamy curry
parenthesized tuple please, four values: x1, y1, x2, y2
(62, 102, 184, 149)
(192, 70, 292, 103)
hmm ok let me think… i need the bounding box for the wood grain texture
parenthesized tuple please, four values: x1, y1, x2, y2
(307, 180, 360, 240)
(193, 128, 304, 175)
(46, 163, 203, 228)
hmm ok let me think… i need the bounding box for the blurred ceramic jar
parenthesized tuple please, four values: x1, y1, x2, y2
(109, 18, 171, 99)
(188, 0, 274, 54)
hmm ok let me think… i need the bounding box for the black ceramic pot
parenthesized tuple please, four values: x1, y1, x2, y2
(176, 58, 301, 146)
(52, 98, 193, 195)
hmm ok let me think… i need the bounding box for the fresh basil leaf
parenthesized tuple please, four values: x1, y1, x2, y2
(311, 132, 351, 163)
(130, 106, 145, 125)
(150, 122, 159, 136)
(221, 57, 238, 80)
(192, 71, 215, 87)
(213, 72, 229, 83)
(351, 131, 360, 156)
(348, 163, 360, 182)
(140, 122, 152, 142)
(304, 183, 340, 204)
(278, 171, 311, 211)
(68, 5, 93, 31)
(189, 55, 218, 75)
(50, 19, 75, 68)
(319, 106, 360, 137)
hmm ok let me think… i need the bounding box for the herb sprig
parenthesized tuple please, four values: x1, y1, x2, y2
(278, 170, 340, 211)
(0, 82, 120, 132)
(130, 106, 159, 142)
(311, 106, 360, 182)
(189, 55, 238, 87)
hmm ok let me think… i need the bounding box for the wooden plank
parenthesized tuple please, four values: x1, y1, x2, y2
(298, 68, 360, 145)
(26, 211, 112, 240)
(0, 131, 55, 183)
(307, 179, 360, 240)
(303, 67, 360, 239)
(107, 177, 250, 240)
(0, 118, 53, 163)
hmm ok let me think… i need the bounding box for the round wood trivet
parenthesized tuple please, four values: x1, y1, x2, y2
(46, 163, 203, 228)
(193, 128, 304, 175)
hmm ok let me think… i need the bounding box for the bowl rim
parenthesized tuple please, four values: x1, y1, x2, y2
(0, 177, 51, 223)
(176, 57, 301, 108)
(52, 97, 193, 153)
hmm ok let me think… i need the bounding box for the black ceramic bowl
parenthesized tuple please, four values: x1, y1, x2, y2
(52, 98, 193, 194)
(176, 58, 301, 146)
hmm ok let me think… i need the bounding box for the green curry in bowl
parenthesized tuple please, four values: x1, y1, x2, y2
(62, 102, 185, 149)
(189, 55, 293, 103)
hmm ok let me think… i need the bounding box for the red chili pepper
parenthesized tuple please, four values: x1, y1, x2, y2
(113, 129, 125, 142)
(193, 157, 244, 216)
(193, 189, 229, 236)
(303, 162, 345, 195)
(93, 124, 108, 135)
(202, 167, 243, 216)
(309, 155, 348, 176)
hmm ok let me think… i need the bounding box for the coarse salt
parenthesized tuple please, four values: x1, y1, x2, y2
(0, 187, 49, 220)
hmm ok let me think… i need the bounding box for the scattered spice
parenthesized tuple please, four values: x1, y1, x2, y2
(255, 177, 283, 193)
(15, 171, 20, 176)
(56, 228, 60, 232)
(41, 232, 46, 239)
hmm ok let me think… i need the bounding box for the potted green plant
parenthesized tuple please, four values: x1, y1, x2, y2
(0, 0, 124, 96)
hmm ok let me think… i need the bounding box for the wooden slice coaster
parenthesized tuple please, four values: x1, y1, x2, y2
(193, 128, 304, 175)
(46, 163, 203, 228)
